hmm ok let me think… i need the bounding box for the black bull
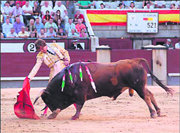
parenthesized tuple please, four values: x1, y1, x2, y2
(41, 58, 174, 120)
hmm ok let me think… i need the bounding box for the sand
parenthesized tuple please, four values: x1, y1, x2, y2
(1, 86, 179, 133)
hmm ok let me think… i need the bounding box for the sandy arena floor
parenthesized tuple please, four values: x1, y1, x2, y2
(1, 86, 179, 133)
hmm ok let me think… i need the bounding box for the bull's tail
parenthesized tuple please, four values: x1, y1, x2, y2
(136, 58, 174, 95)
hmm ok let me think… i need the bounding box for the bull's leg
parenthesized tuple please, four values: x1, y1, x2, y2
(47, 108, 61, 119)
(146, 89, 162, 117)
(71, 103, 84, 120)
(135, 88, 156, 118)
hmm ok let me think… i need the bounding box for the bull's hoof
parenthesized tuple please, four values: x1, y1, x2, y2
(71, 115, 79, 120)
(47, 112, 58, 119)
(150, 112, 156, 118)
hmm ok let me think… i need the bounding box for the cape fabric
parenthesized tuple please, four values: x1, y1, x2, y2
(14, 77, 40, 119)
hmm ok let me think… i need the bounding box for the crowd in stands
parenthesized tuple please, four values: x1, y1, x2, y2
(1, 1, 88, 39)
(1, 0, 180, 39)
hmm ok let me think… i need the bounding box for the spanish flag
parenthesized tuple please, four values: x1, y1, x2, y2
(87, 9, 180, 26)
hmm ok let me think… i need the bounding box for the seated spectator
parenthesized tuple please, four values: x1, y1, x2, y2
(170, 3, 177, 9)
(53, 10, 63, 24)
(22, 1, 34, 26)
(18, 26, 29, 38)
(142, 0, 154, 8)
(3, 2, 13, 23)
(93, 1, 104, 9)
(80, 28, 88, 38)
(117, 3, 125, 9)
(27, 19, 36, 32)
(75, 18, 86, 33)
(46, 27, 56, 38)
(16, 1, 26, 7)
(144, 2, 154, 9)
(11, 3, 24, 23)
(13, 16, 25, 34)
(45, 18, 58, 32)
(29, 30, 37, 38)
(32, 1, 41, 20)
(56, 28, 67, 38)
(68, 28, 79, 38)
(128, 2, 136, 9)
(175, 39, 180, 49)
(40, 1, 53, 8)
(35, 17, 44, 34)
(42, 10, 52, 25)
(77, 1, 92, 9)
(38, 28, 47, 38)
(6, 27, 18, 38)
(163, 39, 174, 49)
(122, 1, 134, 8)
(2, 18, 13, 37)
(154, 1, 166, 8)
(56, 19, 64, 31)
(74, 10, 85, 24)
(70, 40, 83, 50)
(41, 1, 53, 17)
(65, 18, 76, 35)
(100, 3, 106, 9)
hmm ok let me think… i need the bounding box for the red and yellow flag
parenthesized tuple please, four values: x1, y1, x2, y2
(87, 9, 180, 26)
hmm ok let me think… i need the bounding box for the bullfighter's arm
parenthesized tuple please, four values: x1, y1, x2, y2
(28, 54, 43, 81)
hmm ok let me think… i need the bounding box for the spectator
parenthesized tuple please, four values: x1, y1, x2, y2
(32, 1, 41, 20)
(65, 18, 76, 35)
(142, 0, 154, 8)
(56, 28, 67, 38)
(154, 1, 166, 8)
(93, 1, 104, 9)
(75, 18, 86, 33)
(45, 18, 58, 32)
(2, 18, 13, 37)
(170, 3, 177, 9)
(11, 3, 24, 23)
(46, 26, 56, 38)
(56, 19, 64, 31)
(117, 3, 125, 9)
(68, 28, 79, 38)
(13, 16, 25, 34)
(80, 28, 88, 38)
(6, 27, 18, 38)
(53, 1, 68, 24)
(27, 18, 36, 32)
(35, 17, 44, 34)
(144, 2, 154, 9)
(77, 1, 92, 9)
(16, 1, 26, 7)
(122, 1, 134, 8)
(129, 2, 136, 9)
(70, 40, 83, 50)
(38, 28, 47, 38)
(29, 30, 37, 38)
(3, 2, 13, 23)
(53, 10, 63, 24)
(41, 1, 53, 16)
(175, 39, 180, 49)
(22, 1, 34, 26)
(100, 3, 106, 9)
(163, 39, 174, 49)
(18, 26, 29, 38)
(40, 1, 53, 7)
(63, 1, 75, 19)
(74, 10, 85, 24)
(42, 10, 52, 25)
(9, 1, 16, 7)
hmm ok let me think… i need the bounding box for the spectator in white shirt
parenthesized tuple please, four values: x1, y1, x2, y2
(2, 18, 13, 37)
(53, 1, 68, 24)
(6, 27, 18, 38)
(41, 1, 53, 16)
(3, 2, 13, 23)
(22, 1, 34, 26)
(40, 1, 53, 8)
(154, 1, 166, 8)
(144, 2, 154, 9)
(18, 26, 29, 38)
(65, 18, 76, 35)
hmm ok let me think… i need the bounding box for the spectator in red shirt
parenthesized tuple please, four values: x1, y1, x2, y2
(74, 10, 85, 24)
(75, 18, 86, 33)
(42, 10, 52, 25)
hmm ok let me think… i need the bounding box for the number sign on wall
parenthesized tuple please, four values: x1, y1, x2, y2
(127, 12, 158, 33)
